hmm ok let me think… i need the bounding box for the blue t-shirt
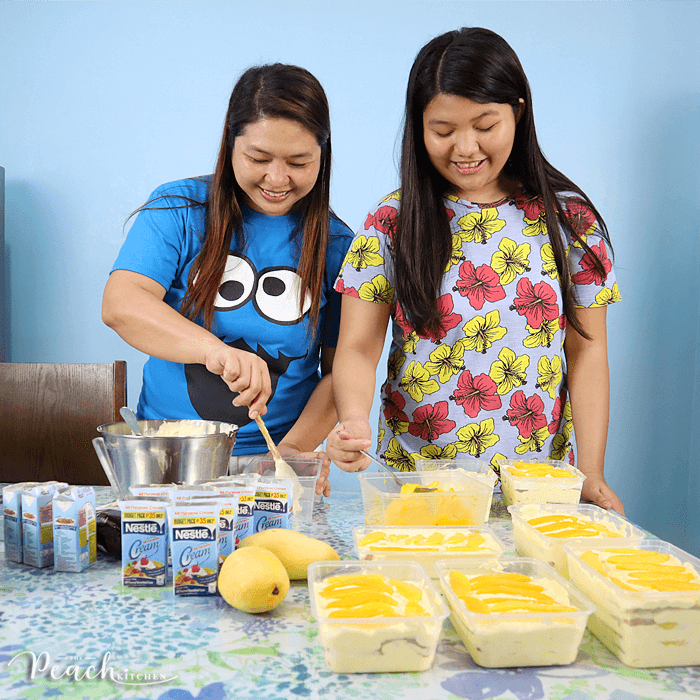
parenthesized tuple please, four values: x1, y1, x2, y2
(111, 177, 353, 453)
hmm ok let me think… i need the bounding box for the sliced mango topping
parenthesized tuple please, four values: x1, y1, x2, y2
(359, 531, 386, 546)
(526, 513, 621, 539)
(510, 461, 576, 478)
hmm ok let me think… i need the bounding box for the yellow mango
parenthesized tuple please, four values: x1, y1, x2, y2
(327, 603, 397, 618)
(458, 595, 489, 614)
(424, 532, 445, 546)
(448, 570, 471, 597)
(446, 532, 468, 545)
(359, 531, 386, 546)
(326, 592, 396, 609)
(391, 579, 422, 602)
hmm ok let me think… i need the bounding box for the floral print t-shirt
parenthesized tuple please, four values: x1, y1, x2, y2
(334, 189, 620, 474)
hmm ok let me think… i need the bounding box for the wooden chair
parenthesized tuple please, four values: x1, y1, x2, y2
(0, 362, 126, 485)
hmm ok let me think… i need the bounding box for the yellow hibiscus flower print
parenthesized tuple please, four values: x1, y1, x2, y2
(399, 360, 440, 402)
(454, 418, 500, 458)
(387, 348, 406, 381)
(540, 242, 559, 280)
(383, 437, 414, 471)
(380, 190, 401, 203)
(403, 331, 419, 354)
(535, 355, 562, 400)
(490, 237, 531, 285)
(410, 443, 459, 464)
(456, 208, 506, 244)
(549, 433, 571, 461)
(377, 427, 385, 446)
(593, 282, 621, 306)
(446, 233, 466, 272)
(515, 426, 550, 454)
(425, 342, 466, 383)
(523, 317, 559, 349)
(488, 347, 530, 395)
(358, 274, 394, 304)
(346, 235, 384, 270)
(462, 310, 507, 354)
(523, 214, 548, 237)
(489, 452, 507, 482)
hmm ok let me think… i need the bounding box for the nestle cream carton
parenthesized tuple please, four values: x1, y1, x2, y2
(128, 484, 176, 498)
(3, 482, 40, 563)
(52, 486, 97, 572)
(167, 501, 219, 596)
(119, 499, 168, 587)
(168, 485, 218, 501)
(203, 481, 256, 546)
(253, 480, 293, 532)
(21, 482, 68, 568)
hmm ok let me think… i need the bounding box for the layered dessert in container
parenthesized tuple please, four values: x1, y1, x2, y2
(499, 459, 585, 506)
(353, 525, 505, 577)
(508, 503, 648, 577)
(308, 560, 448, 673)
(565, 541, 700, 667)
(435, 557, 594, 667)
(415, 460, 498, 521)
(358, 469, 491, 527)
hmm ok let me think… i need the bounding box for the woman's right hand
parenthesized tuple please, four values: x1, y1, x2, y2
(203, 344, 272, 419)
(326, 420, 373, 473)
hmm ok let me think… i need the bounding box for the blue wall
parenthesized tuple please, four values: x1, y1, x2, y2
(2, 1, 698, 555)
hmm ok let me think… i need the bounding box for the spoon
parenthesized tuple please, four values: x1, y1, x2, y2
(254, 415, 303, 512)
(120, 406, 143, 436)
(359, 450, 437, 492)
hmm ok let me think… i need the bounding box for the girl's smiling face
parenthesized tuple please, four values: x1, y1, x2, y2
(422, 93, 524, 204)
(232, 117, 321, 216)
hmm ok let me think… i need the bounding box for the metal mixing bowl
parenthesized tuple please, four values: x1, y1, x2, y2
(93, 419, 237, 498)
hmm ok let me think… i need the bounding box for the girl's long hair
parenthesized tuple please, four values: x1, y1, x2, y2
(134, 63, 332, 334)
(396, 27, 612, 338)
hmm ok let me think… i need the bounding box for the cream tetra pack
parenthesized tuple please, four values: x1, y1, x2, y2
(119, 499, 168, 587)
(3, 482, 40, 563)
(21, 482, 68, 568)
(53, 486, 97, 572)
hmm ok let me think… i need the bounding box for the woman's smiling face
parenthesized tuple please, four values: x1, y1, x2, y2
(231, 117, 322, 216)
(422, 93, 524, 203)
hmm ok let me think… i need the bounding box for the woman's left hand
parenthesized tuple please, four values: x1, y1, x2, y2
(581, 474, 624, 515)
(277, 444, 331, 497)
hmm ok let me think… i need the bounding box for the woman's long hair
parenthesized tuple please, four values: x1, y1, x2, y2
(136, 63, 332, 334)
(396, 27, 612, 338)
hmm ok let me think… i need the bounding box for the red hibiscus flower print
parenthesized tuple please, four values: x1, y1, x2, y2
(512, 192, 545, 221)
(571, 241, 612, 286)
(422, 294, 463, 343)
(394, 302, 415, 337)
(505, 390, 547, 437)
(453, 261, 506, 311)
(446, 207, 456, 221)
(365, 206, 397, 237)
(511, 278, 559, 328)
(450, 370, 502, 418)
(568, 448, 575, 465)
(549, 396, 564, 434)
(382, 385, 409, 433)
(559, 314, 567, 330)
(335, 279, 359, 298)
(408, 401, 456, 441)
(565, 199, 596, 237)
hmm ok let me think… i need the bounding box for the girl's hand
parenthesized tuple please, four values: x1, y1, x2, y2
(581, 474, 625, 515)
(326, 421, 372, 473)
(204, 345, 272, 419)
(277, 443, 332, 497)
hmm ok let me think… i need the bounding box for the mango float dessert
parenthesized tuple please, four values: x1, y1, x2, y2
(436, 559, 594, 667)
(566, 542, 700, 667)
(499, 459, 586, 506)
(353, 525, 505, 577)
(508, 503, 647, 577)
(308, 561, 448, 673)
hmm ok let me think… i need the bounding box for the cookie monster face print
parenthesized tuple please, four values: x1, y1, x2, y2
(185, 254, 308, 427)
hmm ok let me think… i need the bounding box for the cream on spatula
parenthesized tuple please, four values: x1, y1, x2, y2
(254, 415, 303, 514)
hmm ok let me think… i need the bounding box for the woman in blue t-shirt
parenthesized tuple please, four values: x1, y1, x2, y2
(102, 64, 352, 494)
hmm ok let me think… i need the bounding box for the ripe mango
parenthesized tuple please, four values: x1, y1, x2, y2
(218, 546, 289, 613)
(238, 529, 340, 580)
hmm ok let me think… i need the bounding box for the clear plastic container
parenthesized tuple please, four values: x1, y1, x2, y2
(415, 460, 497, 522)
(307, 560, 449, 673)
(353, 525, 505, 578)
(508, 503, 648, 577)
(358, 469, 492, 527)
(499, 458, 585, 506)
(435, 557, 594, 668)
(565, 540, 700, 667)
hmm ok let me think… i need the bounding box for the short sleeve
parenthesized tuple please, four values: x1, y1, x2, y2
(333, 196, 399, 305)
(561, 196, 621, 308)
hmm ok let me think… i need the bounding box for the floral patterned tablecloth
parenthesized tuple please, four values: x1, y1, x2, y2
(1, 486, 698, 700)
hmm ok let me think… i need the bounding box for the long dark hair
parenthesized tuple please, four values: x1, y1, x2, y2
(395, 27, 612, 338)
(133, 63, 332, 334)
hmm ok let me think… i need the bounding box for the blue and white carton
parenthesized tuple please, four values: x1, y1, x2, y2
(53, 486, 97, 572)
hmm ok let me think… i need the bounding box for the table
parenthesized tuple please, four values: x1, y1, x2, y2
(1, 487, 698, 700)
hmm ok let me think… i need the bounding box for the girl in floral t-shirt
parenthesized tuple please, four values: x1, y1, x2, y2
(326, 27, 624, 514)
